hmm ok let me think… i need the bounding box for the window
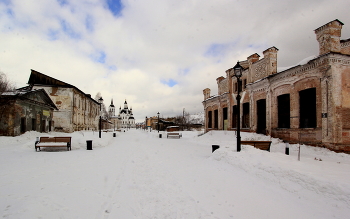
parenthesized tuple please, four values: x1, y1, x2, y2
(214, 109, 218, 129)
(208, 111, 212, 128)
(299, 88, 316, 128)
(223, 107, 228, 130)
(41, 120, 46, 133)
(242, 79, 247, 90)
(257, 99, 266, 134)
(242, 103, 250, 128)
(232, 105, 237, 128)
(32, 118, 36, 131)
(278, 94, 290, 128)
(21, 118, 26, 133)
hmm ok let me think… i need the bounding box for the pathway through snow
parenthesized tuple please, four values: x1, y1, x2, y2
(0, 130, 349, 218)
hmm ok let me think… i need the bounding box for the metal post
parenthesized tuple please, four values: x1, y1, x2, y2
(157, 112, 160, 133)
(99, 114, 101, 138)
(98, 97, 103, 138)
(236, 78, 241, 152)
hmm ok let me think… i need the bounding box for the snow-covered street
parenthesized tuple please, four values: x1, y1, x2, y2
(1, 130, 350, 219)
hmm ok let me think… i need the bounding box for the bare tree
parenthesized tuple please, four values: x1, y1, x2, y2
(0, 72, 15, 94)
(94, 92, 109, 119)
(0, 72, 17, 134)
(175, 110, 192, 131)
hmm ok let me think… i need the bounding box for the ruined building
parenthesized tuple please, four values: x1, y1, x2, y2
(23, 70, 100, 132)
(0, 89, 57, 136)
(202, 19, 350, 152)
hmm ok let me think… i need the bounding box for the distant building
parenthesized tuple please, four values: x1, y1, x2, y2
(108, 99, 120, 130)
(202, 19, 350, 152)
(0, 89, 57, 136)
(108, 99, 135, 129)
(24, 70, 100, 132)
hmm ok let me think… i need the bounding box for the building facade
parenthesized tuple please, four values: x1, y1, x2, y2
(27, 70, 100, 132)
(0, 89, 57, 136)
(202, 20, 350, 152)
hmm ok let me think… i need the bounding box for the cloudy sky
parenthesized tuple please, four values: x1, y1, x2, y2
(1, 0, 350, 122)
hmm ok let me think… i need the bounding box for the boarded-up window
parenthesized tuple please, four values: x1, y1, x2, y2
(278, 94, 290, 128)
(299, 88, 316, 128)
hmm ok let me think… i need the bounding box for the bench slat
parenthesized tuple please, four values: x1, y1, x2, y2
(36, 143, 68, 146)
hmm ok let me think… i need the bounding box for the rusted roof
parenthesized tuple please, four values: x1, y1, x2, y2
(1, 88, 58, 110)
(28, 69, 99, 105)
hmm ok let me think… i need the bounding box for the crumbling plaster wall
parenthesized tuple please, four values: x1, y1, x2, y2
(34, 86, 74, 132)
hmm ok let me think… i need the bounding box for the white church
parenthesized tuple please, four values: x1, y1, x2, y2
(108, 99, 136, 129)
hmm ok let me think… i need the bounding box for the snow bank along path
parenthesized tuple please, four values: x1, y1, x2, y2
(0, 130, 349, 218)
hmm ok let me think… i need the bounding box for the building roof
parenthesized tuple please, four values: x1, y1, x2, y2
(1, 88, 58, 110)
(27, 69, 99, 105)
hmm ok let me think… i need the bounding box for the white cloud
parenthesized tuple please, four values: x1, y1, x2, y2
(1, 0, 350, 122)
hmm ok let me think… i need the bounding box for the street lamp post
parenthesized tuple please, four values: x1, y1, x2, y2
(157, 112, 160, 133)
(233, 61, 243, 152)
(145, 116, 147, 131)
(98, 97, 103, 138)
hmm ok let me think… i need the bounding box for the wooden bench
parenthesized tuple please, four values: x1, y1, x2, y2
(241, 141, 272, 151)
(167, 133, 182, 138)
(35, 137, 72, 151)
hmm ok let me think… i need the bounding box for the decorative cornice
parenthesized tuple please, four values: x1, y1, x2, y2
(341, 40, 350, 48)
(270, 53, 350, 83)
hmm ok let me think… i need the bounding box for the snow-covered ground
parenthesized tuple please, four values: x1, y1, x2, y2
(0, 129, 349, 219)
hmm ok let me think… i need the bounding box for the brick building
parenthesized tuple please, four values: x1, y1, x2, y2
(202, 19, 350, 152)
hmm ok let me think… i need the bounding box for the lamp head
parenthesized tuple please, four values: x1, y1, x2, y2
(233, 61, 243, 78)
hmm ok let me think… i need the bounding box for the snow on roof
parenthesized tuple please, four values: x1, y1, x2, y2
(277, 55, 318, 73)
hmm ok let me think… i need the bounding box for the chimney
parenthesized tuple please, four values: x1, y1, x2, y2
(203, 88, 211, 100)
(315, 19, 343, 56)
(247, 53, 260, 64)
